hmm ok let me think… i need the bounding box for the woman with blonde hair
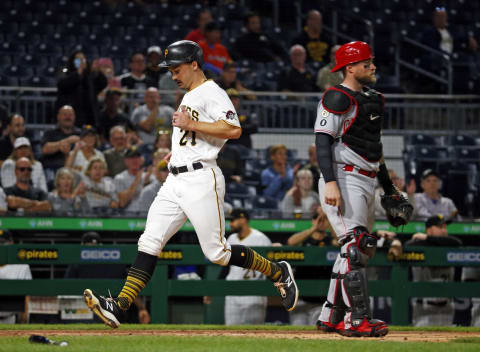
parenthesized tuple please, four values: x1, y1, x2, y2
(1, 137, 47, 192)
(48, 167, 90, 214)
(281, 168, 319, 219)
(82, 157, 118, 210)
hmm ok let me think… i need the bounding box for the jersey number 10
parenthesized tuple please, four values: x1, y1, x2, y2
(179, 107, 199, 146)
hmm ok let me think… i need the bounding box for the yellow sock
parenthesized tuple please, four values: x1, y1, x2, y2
(117, 267, 151, 310)
(244, 247, 282, 281)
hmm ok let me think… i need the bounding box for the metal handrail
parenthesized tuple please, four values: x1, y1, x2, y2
(396, 36, 453, 94)
(0, 86, 478, 100)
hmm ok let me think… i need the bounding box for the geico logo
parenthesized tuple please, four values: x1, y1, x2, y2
(327, 251, 340, 261)
(81, 250, 121, 260)
(447, 252, 480, 262)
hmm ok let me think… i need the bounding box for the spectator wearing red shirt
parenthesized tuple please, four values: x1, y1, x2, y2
(185, 9, 213, 44)
(199, 22, 232, 76)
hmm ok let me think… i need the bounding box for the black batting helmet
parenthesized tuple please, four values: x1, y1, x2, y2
(159, 40, 204, 68)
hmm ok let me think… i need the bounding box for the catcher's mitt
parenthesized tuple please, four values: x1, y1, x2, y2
(380, 192, 414, 227)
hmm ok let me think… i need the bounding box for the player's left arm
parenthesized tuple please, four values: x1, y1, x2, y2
(172, 106, 242, 139)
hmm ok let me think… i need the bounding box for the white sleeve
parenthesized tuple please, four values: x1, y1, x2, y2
(208, 94, 241, 127)
(0, 161, 15, 189)
(314, 102, 344, 138)
(0, 187, 6, 211)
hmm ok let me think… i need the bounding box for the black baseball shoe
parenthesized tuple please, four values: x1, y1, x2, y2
(84, 289, 123, 328)
(274, 261, 299, 311)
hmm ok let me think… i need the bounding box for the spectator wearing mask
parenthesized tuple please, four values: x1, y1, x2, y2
(4, 157, 52, 214)
(1, 137, 48, 192)
(56, 50, 107, 127)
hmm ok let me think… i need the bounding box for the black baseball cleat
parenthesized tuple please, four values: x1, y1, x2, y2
(274, 261, 299, 311)
(83, 289, 123, 329)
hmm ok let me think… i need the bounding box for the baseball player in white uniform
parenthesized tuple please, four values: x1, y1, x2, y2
(224, 208, 272, 325)
(312, 42, 397, 337)
(84, 40, 298, 328)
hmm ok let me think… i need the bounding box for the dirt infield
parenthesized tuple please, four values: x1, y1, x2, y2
(1, 329, 480, 342)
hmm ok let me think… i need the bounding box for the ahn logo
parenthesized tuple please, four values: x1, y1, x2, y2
(81, 249, 121, 261)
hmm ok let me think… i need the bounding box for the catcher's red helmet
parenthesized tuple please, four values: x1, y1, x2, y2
(331, 41, 374, 72)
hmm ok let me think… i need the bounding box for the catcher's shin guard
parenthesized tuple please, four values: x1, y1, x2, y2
(342, 227, 378, 327)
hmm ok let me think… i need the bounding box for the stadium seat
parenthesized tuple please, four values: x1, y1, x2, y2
(0, 42, 26, 55)
(405, 133, 438, 146)
(252, 196, 279, 210)
(34, 42, 63, 56)
(3, 66, 34, 80)
(0, 76, 19, 87)
(447, 134, 478, 146)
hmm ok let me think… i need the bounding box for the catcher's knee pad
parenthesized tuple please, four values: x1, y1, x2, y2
(352, 226, 378, 260)
(344, 268, 371, 319)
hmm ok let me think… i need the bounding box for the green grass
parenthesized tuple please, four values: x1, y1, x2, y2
(1, 325, 480, 352)
(0, 335, 480, 352)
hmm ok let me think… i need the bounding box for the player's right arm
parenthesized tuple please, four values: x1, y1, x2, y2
(172, 106, 241, 140)
(314, 88, 352, 208)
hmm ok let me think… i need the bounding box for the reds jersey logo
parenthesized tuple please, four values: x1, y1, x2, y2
(225, 110, 236, 120)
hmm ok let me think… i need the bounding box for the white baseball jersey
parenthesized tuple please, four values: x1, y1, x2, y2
(169, 80, 240, 167)
(226, 228, 272, 282)
(224, 228, 271, 325)
(138, 79, 241, 266)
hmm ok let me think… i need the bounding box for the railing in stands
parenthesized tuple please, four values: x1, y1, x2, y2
(0, 87, 479, 133)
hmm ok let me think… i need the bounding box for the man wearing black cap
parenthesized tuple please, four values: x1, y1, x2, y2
(405, 214, 462, 326)
(113, 146, 145, 213)
(414, 169, 459, 222)
(223, 209, 272, 325)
